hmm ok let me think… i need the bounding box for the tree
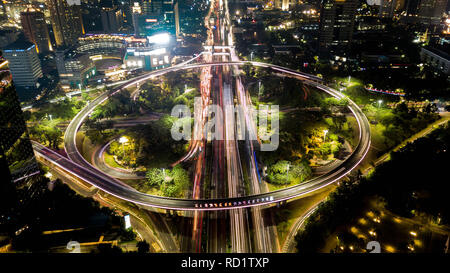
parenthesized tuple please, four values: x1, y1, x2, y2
(332, 115, 347, 132)
(145, 168, 165, 186)
(97, 244, 123, 254)
(137, 240, 150, 253)
(120, 228, 136, 242)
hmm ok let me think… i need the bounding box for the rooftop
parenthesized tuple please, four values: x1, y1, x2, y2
(423, 47, 450, 61)
(3, 40, 36, 51)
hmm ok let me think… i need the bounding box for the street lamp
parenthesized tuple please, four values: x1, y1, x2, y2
(286, 162, 290, 182)
(258, 80, 262, 100)
(323, 129, 328, 142)
(250, 51, 254, 61)
(119, 136, 128, 158)
(378, 100, 383, 108)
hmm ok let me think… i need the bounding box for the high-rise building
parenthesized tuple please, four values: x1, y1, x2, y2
(2, 41, 43, 89)
(177, 0, 207, 37)
(318, 0, 358, 56)
(143, 0, 163, 15)
(132, 2, 142, 36)
(379, 0, 396, 19)
(417, 0, 448, 25)
(118, 1, 133, 27)
(0, 70, 45, 233)
(174, 0, 180, 37)
(274, 0, 298, 10)
(20, 7, 53, 54)
(101, 7, 124, 33)
(46, 0, 85, 47)
(55, 48, 96, 90)
(133, 0, 176, 37)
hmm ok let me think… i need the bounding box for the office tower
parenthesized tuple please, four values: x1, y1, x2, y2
(174, 0, 180, 37)
(55, 49, 96, 90)
(133, 0, 176, 37)
(101, 7, 123, 33)
(318, 0, 358, 56)
(46, 0, 85, 47)
(405, 0, 420, 15)
(143, 0, 163, 15)
(0, 71, 45, 233)
(2, 41, 43, 89)
(0, 1, 7, 21)
(20, 7, 53, 53)
(417, 0, 448, 25)
(132, 2, 142, 36)
(379, 0, 396, 18)
(119, 1, 133, 27)
(395, 0, 406, 10)
(274, 0, 297, 10)
(162, 0, 176, 34)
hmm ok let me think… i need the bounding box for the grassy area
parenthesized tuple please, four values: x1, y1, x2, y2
(266, 181, 290, 192)
(81, 135, 96, 163)
(359, 122, 389, 170)
(342, 116, 359, 148)
(103, 152, 124, 169)
(120, 179, 160, 195)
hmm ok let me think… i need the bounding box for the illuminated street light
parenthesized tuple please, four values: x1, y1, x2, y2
(378, 100, 383, 108)
(286, 162, 290, 182)
(323, 129, 328, 142)
(119, 136, 129, 158)
(258, 80, 262, 100)
(250, 51, 254, 61)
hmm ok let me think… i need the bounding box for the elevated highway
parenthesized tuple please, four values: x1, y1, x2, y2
(33, 61, 370, 211)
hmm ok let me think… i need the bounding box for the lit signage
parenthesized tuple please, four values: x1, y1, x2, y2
(147, 33, 171, 44)
(146, 18, 158, 23)
(132, 48, 167, 56)
(124, 215, 131, 229)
